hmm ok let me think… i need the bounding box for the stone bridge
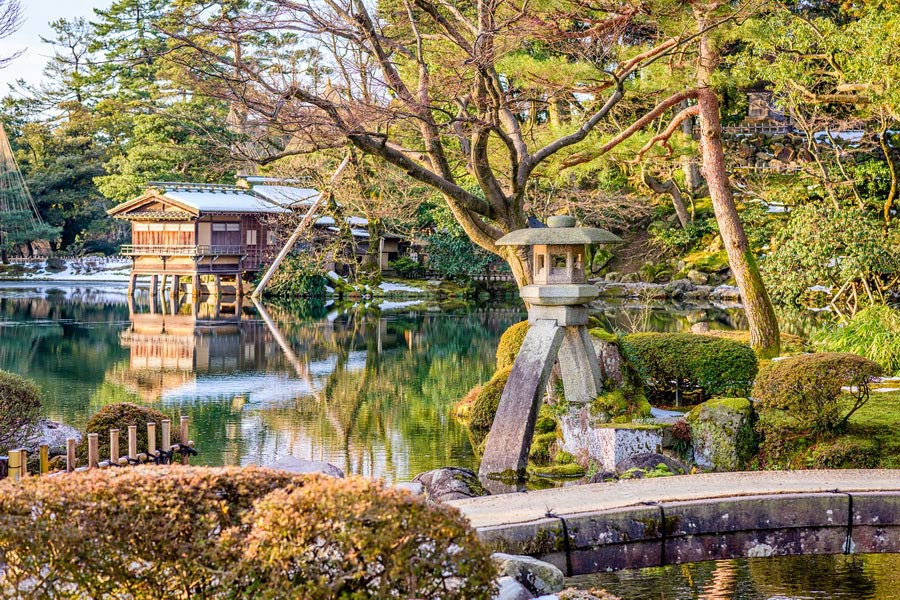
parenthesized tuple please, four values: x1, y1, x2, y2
(448, 470, 900, 576)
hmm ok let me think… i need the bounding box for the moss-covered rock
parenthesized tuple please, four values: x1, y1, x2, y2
(591, 389, 652, 423)
(496, 321, 530, 370)
(527, 462, 585, 478)
(687, 397, 758, 470)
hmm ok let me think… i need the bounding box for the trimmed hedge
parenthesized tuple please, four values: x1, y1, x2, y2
(753, 352, 881, 435)
(0, 371, 41, 454)
(620, 333, 758, 404)
(77, 402, 169, 461)
(0, 467, 497, 599)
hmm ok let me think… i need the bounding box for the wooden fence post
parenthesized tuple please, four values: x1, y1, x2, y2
(128, 425, 138, 462)
(180, 416, 190, 465)
(110, 429, 120, 464)
(18, 449, 27, 478)
(87, 433, 99, 469)
(161, 419, 171, 454)
(147, 422, 156, 459)
(8, 449, 21, 480)
(66, 438, 76, 472)
(39, 444, 49, 475)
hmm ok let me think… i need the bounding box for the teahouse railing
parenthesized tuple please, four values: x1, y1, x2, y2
(121, 244, 247, 256)
(0, 417, 196, 481)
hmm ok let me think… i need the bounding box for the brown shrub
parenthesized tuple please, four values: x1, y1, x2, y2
(238, 476, 497, 599)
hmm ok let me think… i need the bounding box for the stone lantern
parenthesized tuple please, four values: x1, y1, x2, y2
(479, 215, 621, 480)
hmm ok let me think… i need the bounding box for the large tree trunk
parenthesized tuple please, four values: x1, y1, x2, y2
(696, 20, 780, 358)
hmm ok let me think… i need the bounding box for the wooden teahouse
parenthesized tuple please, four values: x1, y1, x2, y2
(108, 182, 302, 298)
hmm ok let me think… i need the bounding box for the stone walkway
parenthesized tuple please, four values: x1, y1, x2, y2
(449, 470, 900, 529)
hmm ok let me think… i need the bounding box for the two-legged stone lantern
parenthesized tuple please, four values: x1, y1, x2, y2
(479, 215, 621, 479)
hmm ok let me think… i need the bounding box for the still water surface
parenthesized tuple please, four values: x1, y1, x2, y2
(574, 554, 900, 599)
(0, 282, 797, 482)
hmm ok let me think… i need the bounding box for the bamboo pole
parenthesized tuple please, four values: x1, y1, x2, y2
(8, 448, 21, 480)
(161, 419, 171, 453)
(87, 433, 99, 469)
(66, 439, 76, 472)
(110, 429, 120, 464)
(128, 425, 138, 461)
(180, 416, 190, 465)
(252, 152, 352, 299)
(147, 422, 157, 457)
(39, 444, 49, 475)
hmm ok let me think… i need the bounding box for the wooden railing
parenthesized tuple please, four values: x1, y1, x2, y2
(121, 244, 247, 256)
(0, 417, 196, 481)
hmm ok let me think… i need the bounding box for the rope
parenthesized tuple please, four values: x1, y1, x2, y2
(545, 510, 573, 577)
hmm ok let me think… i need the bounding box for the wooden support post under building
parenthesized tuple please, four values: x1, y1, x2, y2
(160, 273, 167, 297)
(39, 444, 49, 475)
(66, 438, 76, 472)
(150, 274, 159, 298)
(87, 433, 99, 468)
(170, 275, 180, 303)
(192, 274, 200, 299)
(214, 274, 221, 297)
(127, 273, 137, 297)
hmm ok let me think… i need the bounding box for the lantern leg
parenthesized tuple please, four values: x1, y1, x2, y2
(558, 325, 602, 404)
(479, 320, 564, 480)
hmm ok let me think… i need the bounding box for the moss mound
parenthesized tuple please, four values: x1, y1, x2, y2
(78, 402, 170, 461)
(591, 389, 652, 423)
(496, 321, 529, 370)
(468, 367, 512, 438)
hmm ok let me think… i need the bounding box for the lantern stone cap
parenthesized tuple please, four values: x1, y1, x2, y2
(496, 216, 622, 247)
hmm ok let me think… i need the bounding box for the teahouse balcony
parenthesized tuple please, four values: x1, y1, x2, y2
(120, 244, 248, 257)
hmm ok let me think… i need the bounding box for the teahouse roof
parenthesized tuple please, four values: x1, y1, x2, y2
(107, 182, 294, 218)
(496, 215, 622, 246)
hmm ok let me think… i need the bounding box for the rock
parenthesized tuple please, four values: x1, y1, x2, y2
(558, 590, 622, 600)
(494, 576, 534, 600)
(393, 481, 424, 496)
(691, 321, 711, 333)
(559, 423, 664, 472)
(710, 285, 741, 302)
(615, 452, 688, 478)
(24, 419, 82, 456)
(686, 269, 709, 285)
(590, 335, 626, 389)
(603, 271, 621, 282)
(687, 398, 758, 470)
(493, 553, 565, 596)
(663, 278, 694, 298)
(269, 456, 345, 477)
(776, 146, 795, 162)
(588, 471, 618, 483)
(620, 272, 641, 283)
(412, 467, 487, 503)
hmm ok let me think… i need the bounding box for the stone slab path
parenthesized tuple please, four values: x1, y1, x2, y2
(448, 470, 900, 529)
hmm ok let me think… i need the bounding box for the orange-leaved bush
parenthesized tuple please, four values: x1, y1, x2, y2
(237, 476, 497, 599)
(0, 467, 498, 600)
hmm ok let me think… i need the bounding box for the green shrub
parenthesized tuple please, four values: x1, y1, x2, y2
(496, 321, 529, 370)
(621, 333, 758, 405)
(814, 306, 900, 375)
(77, 402, 169, 461)
(388, 256, 425, 279)
(261, 255, 328, 298)
(469, 367, 512, 437)
(0, 467, 497, 599)
(0, 371, 41, 454)
(753, 352, 882, 436)
(0, 466, 304, 598)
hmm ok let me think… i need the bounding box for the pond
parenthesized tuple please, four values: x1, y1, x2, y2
(572, 553, 900, 599)
(0, 282, 816, 482)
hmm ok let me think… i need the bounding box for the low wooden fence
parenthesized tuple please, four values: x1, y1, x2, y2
(0, 417, 196, 482)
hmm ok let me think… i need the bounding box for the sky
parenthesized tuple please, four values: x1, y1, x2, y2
(0, 0, 108, 90)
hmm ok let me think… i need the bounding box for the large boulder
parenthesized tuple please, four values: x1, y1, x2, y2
(269, 456, 345, 477)
(493, 553, 565, 596)
(412, 467, 488, 503)
(494, 576, 534, 600)
(687, 397, 758, 470)
(615, 452, 688, 478)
